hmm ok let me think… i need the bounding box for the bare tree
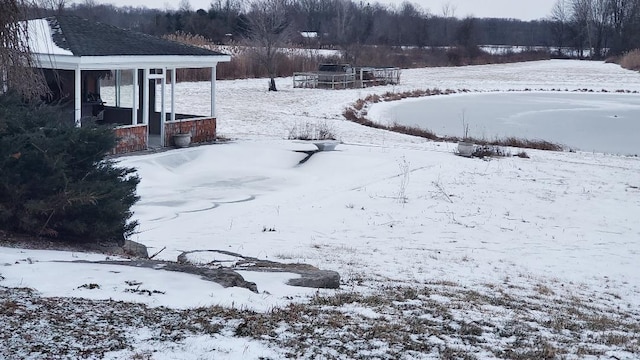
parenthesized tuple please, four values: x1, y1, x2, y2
(551, 0, 570, 55)
(1, 0, 48, 98)
(455, 16, 480, 57)
(568, 0, 591, 57)
(607, 0, 640, 54)
(245, 0, 293, 91)
(396, 2, 429, 46)
(178, 0, 192, 12)
(34, 0, 66, 13)
(550, 0, 640, 57)
(588, 0, 611, 58)
(333, 0, 354, 45)
(442, 1, 457, 44)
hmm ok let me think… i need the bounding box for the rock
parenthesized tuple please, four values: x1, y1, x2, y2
(69, 259, 259, 293)
(161, 262, 258, 292)
(287, 270, 340, 289)
(177, 249, 341, 290)
(122, 240, 149, 259)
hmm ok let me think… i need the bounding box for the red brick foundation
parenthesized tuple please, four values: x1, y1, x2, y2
(113, 125, 147, 154)
(164, 118, 217, 146)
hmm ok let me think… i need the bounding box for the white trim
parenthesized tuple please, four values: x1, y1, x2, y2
(74, 67, 81, 127)
(171, 68, 176, 122)
(115, 69, 121, 107)
(132, 69, 138, 126)
(148, 73, 164, 80)
(142, 69, 149, 126)
(160, 68, 166, 147)
(165, 116, 214, 123)
(32, 54, 230, 70)
(211, 66, 216, 118)
(115, 123, 147, 129)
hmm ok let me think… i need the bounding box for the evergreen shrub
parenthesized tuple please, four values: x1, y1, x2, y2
(0, 93, 139, 245)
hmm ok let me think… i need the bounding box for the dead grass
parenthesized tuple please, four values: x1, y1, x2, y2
(620, 49, 640, 71)
(534, 283, 555, 296)
(2, 280, 639, 359)
(287, 121, 337, 140)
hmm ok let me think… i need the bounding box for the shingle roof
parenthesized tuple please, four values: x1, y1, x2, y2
(46, 15, 226, 57)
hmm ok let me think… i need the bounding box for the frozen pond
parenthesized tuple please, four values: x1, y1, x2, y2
(376, 92, 640, 155)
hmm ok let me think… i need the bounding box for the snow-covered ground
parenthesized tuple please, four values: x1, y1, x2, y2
(2, 60, 640, 359)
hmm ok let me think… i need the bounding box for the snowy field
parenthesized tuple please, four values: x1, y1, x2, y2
(2, 60, 640, 359)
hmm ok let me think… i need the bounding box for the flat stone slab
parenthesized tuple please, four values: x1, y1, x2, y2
(179, 249, 341, 289)
(53, 249, 340, 293)
(64, 258, 259, 292)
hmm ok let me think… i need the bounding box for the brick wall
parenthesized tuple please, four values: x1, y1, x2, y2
(164, 118, 217, 146)
(113, 125, 147, 154)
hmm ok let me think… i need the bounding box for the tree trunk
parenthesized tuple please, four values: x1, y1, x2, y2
(269, 77, 277, 91)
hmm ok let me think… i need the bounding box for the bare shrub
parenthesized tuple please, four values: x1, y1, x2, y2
(389, 123, 438, 140)
(620, 49, 640, 71)
(490, 137, 563, 151)
(163, 31, 211, 47)
(352, 99, 366, 111)
(288, 121, 336, 140)
(364, 94, 381, 103)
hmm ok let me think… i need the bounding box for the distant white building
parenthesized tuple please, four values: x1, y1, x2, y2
(300, 31, 318, 39)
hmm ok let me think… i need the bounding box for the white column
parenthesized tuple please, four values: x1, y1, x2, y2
(132, 69, 138, 125)
(74, 67, 81, 127)
(115, 69, 121, 107)
(171, 68, 176, 122)
(142, 68, 149, 126)
(160, 68, 166, 147)
(210, 65, 216, 118)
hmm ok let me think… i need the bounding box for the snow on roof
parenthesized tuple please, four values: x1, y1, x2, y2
(26, 18, 73, 56)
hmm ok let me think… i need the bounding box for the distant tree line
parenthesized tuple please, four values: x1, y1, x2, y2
(549, 0, 640, 57)
(23, 0, 640, 56)
(25, 0, 640, 60)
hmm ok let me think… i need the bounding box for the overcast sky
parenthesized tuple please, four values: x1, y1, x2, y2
(78, 0, 557, 21)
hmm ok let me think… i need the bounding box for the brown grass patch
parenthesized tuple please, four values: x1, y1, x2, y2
(620, 49, 640, 71)
(389, 123, 438, 140)
(3, 281, 639, 358)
